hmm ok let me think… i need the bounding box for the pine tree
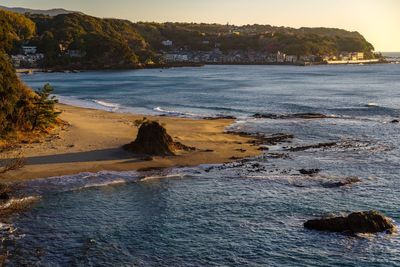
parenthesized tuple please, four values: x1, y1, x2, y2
(31, 84, 60, 131)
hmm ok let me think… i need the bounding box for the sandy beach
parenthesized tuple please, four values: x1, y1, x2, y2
(0, 104, 261, 181)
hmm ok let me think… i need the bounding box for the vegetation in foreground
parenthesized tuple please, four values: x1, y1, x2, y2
(0, 9, 60, 141)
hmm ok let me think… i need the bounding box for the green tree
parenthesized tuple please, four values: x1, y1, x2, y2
(31, 84, 60, 131)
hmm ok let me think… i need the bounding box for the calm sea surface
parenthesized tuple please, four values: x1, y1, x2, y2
(5, 64, 400, 266)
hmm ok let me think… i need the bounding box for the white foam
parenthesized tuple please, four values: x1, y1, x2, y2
(93, 100, 120, 110)
(22, 170, 142, 194)
(0, 196, 39, 210)
(153, 106, 200, 117)
(366, 102, 378, 107)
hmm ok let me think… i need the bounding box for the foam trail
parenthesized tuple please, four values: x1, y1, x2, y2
(20, 171, 142, 195)
(93, 100, 120, 110)
(154, 106, 202, 117)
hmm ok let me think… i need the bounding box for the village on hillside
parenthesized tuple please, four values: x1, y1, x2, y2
(159, 39, 380, 65)
(10, 42, 380, 69)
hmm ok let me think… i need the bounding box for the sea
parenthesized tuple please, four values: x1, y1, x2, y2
(3, 64, 400, 266)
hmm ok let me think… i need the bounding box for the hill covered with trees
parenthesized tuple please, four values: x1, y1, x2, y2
(18, 12, 376, 69)
(133, 22, 375, 58)
(2, 9, 376, 69)
(28, 13, 154, 69)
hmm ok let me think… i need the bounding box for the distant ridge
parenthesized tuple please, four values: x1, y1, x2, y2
(0, 5, 82, 16)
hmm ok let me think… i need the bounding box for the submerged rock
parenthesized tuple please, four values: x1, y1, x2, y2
(0, 192, 10, 201)
(123, 121, 195, 156)
(299, 169, 320, 176)
(263, 133, 294, 145)
(288, 142, 337, 152)
(0, 184, 11, 201)
(324, 177, 361, 188)
(304, 211, 396, 234)
(203, 115, 236, 120)
(253, 113, 328, 119)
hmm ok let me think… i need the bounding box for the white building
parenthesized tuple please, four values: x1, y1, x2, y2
(22, 46, 37, 55)
(276, 51, 286, 63)
(285, 55, 298, 63)
(164, 53, 188, 62)
(161, 40, 173, 47)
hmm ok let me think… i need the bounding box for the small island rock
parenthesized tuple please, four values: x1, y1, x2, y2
(304, 211, 396, 234)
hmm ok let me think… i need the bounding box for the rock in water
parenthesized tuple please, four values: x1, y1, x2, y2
(325, 177, 361, 188)
(0, 184, 11, 201)
(304, 211, 396, 234)
(123, 121, 194, 156)
(299, 169, 320, 176)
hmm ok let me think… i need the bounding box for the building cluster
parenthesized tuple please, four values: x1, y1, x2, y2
(160, 40, 365, 64)
(11, 46, 44, 68)
(322, 52, 364, 61)
(11, 44, 86, 68)
(162, 48, 321, 64)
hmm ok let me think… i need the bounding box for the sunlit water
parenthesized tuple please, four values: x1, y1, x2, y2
(4, 64, 400, 266)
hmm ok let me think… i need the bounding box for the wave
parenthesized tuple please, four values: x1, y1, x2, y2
(20, 171, 142, 195)
(0, 196, 39, 211)
(93, 100, 120, 110)
(153, 106, 202, 118)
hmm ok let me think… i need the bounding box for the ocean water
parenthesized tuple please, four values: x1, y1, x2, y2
(4, 64, 400, 266)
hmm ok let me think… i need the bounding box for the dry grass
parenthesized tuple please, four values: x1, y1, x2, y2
(0, 152, 25, 175)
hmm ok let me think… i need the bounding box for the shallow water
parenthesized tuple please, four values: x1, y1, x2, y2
(5, 64, 400, 266)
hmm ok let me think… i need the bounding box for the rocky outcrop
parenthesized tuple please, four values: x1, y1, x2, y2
(288, 142, 337, 152)
(0, 184, 11, 201)
(203, 115, 236, 120)
(299, 169, 320, 176)
(324, 177, 361, 188)
(304, 211, 396, 234)
(253, 113, 329, 119)
(228, 132, 294, 146)
(123, 121, 195, 156)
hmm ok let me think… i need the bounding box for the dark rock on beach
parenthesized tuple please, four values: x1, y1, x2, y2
(123, 121, 195, 156)
(304, 211, 396, 234)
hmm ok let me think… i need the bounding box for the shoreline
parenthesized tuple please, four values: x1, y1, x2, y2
(0, 104, 262, 182)
(15, 60, 389, 74)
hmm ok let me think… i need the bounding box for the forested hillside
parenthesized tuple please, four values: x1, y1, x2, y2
(2, 9, 376, 70)
(29, 13, 154, 69)
(133, 23, 375, 57)
(23, 13, 375, 68)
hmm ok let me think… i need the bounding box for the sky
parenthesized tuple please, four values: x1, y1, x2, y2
(1, 0, 399, 52)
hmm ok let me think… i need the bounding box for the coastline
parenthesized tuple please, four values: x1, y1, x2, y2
(15, 60, 388, 74)
(1, 104, 261, 182)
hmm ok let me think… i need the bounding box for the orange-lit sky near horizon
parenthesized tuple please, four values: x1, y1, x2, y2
(1, 0, 399, 51)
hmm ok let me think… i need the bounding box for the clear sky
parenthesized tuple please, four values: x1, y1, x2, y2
(1, 0, 399, 51)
